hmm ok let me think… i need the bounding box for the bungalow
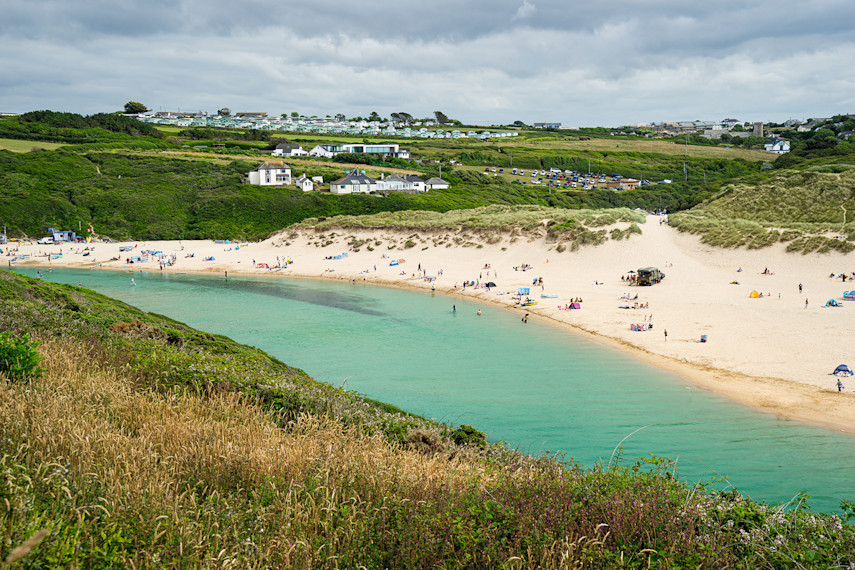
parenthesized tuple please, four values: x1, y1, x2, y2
(424, 177, 450, 190)
(271, 142, 307, 157)
(330, 171, 376, 194)
(294, 174, 313, 192)
(309, 143, 410, 159)
(406, 175, 426, 192)
(375, 174, 413, 193)
(247, 160, 292, 186)
(764, 138, 790, 154)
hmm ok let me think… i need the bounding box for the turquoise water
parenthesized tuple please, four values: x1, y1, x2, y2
(15, 267, 855, 513)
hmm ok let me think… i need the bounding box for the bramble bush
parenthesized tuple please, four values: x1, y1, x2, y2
(0, 332, 43, 381)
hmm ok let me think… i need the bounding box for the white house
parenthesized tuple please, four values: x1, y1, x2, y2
(764, 138, 791, 154)
(271, 142, 307, 157)
(424, 177, 450, 190)
(406, 175, 426, 192)
(247, 161, 291, 186)
(375, 174, 421, 194)
(294, 174, 313, 192)
(309, 143, 409, 159)
(330, 171, 376, 194)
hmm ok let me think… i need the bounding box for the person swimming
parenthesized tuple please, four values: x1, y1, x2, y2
(130, 278, 136, 286)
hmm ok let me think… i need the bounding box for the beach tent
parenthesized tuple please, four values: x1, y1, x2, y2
(825, 299, 841, 307)
(834, 364, 852, 377)
(749, 290, 760, 298)
(486, 282, 497, 288)
(569, 302, 581, 309)
(518, 287, 530, 295)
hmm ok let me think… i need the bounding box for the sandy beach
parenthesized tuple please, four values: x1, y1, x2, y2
(7, 215, 855, 433)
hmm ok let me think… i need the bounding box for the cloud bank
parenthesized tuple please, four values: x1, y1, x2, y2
(1, 0, 853, 126)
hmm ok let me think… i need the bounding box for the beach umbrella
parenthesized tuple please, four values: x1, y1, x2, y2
(833, 364, 852, 377)
(486, 282, 497, 287)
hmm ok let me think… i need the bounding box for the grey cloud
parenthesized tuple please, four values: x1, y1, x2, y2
(0, 0, 853, 125)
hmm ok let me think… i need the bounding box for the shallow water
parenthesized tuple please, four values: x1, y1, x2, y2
(17, 267, 855, 513)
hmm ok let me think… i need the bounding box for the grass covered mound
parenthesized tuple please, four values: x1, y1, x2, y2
(291, 205, 646, 251)
(1, 271, 854, 568)
(670, 170, 855, 253)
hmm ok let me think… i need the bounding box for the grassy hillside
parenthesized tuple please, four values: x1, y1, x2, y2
(1, 271, 854, 567)
(670, 170, 855, 253)
(0, 112, 772, 241)
(0, 148, 706, 241)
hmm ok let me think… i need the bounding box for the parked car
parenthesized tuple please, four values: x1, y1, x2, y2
(38, 237, 53, 244)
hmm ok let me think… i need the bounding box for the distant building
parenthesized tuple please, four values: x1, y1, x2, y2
(271, 142, 307, 157)
(236, 112, 268, 118)
(309, 143, 409, 159)
(533, 123, 562, 129)
(330, 171, 376, 194)
(406, 175, 426, 193)
(247, 160, 292, 186)
(764, 138, 790, 154)
(424, 177, 450, 190)
(753, 122, 764, 138)
(294, 174, 313, 192)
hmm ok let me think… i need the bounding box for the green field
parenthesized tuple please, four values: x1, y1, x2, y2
(0, 138, 68, 153)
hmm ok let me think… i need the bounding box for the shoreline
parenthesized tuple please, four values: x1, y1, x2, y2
(6, 219, 855, 435)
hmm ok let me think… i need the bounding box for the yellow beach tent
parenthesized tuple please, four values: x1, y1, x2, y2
(749, 290, 760, 298)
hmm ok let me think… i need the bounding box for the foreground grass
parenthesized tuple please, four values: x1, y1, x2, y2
(1, 272, 854, 568)
(670, 170, 855, 253)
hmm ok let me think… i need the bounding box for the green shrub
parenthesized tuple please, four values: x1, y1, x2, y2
(0, 332, 44, 381)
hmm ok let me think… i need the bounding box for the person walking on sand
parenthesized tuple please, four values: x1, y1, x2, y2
(664, 329, 668, 341)
(838, 379, 845, 392)
(799, 283, 803, 293)
(805, 298, 808, 308)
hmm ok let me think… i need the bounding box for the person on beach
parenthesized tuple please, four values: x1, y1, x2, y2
(838, 379, 845, 392)
(664, 329, 668, 341)
(805, 298, 808, 308)
(452, 305, 456, 314)
(130, 278, 136, 286)
(799, 283, 803, 293)
(522, 313, 529, 323)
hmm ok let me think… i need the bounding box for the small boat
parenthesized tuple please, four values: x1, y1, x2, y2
(521, 300, 539, 306)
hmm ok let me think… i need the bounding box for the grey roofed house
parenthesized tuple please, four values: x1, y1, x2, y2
(424, 177, 450, 190)
(330, 170, 376, 194)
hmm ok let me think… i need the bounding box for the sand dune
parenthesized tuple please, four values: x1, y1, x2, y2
(8, 215, 855, 433)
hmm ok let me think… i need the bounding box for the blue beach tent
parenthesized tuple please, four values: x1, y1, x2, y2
(844, 291, 855, 300)
(833, 364, 852, 377)
(825, 299, 841, 307)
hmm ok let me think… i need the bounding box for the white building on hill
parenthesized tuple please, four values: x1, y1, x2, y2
(330, 171, 376, 194)
(247, 161, 291, 186)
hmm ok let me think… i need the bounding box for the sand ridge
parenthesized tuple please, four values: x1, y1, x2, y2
(8, 215, 855, 433)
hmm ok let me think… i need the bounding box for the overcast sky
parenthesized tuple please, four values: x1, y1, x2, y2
(2, 0, 853, 127)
